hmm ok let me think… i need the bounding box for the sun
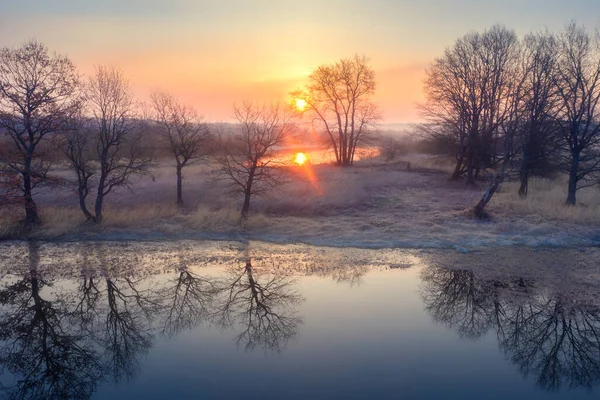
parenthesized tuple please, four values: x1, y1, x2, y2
(295, 98, 307, 111)
(294, 152, 308, 165)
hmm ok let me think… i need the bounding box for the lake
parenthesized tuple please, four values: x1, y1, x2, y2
(0, 240, 598, 399)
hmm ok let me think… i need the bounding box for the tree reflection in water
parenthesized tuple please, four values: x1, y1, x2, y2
(420, 266, 600, 391)
(213, 258, 303, 352)
(0, 242, 102, 400)
(0, 244, 305, 399)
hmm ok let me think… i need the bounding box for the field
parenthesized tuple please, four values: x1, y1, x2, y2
(1, 154, 600, 250)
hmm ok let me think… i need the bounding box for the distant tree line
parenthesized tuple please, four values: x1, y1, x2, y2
(420, 22, 600, 213)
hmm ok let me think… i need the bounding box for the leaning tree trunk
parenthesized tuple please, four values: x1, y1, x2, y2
(176, 164, 183, 207)
(77, 179, 95, 221)
(473, 175, 502, 219)
(565, 150, 579, 206)
(78, 189, 95, 221)
(472, 153, 511, 220)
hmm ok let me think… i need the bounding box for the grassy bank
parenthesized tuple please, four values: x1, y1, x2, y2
(1, 158, 599, 247)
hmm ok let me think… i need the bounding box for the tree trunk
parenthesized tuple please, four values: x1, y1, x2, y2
(466, 153, 475, 186)
(94, 195, 104, 224)
(472, 151, 511, 219)
(450, 154, 465, 181)
(565, 151, 579, 205)
(77, 178, 95, 221)
(241, 167, 255, 219)
(78, 189, 95, 222)
(473, 175, 502, 219)
(241, 192, 251, 219)
(466, 127, 477, 185)
(94, 167, 108, 224)
(22, 163, 40, 226)
(518, 166, 529, 198)
(176, 164, 183, 207)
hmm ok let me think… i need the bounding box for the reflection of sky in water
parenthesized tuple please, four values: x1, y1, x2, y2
(0, 241, 597, 399)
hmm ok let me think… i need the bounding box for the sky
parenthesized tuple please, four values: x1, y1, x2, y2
(1, 0, 600, 123)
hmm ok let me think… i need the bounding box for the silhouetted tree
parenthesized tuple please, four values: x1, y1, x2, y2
(516, 31, 562, 197)
(293, 55, 380, 166)
(66, 66, 152, 223)
(0, 40, 79, 226)
(150, 91, 210, 207)
(421, 26, 520, 185)
(61, 114, 95, 221)
(554, 23, 600, 205)
(216, 102, 295, 218)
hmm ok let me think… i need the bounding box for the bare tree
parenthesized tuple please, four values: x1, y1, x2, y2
(473, 41, 526, 218)
(216, 102, 295, 218)
(150, 91, 210, 207)
(0, 40, 79, 226)
(64, 66, 152, 223)
(554, 23, 600, 205)
(61, 114, 95, 220)
(515, 32, 562, 197)
(293, 55, 380, 166)
(421, 26, 520, 185)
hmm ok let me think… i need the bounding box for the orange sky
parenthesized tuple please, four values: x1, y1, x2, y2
(2, 0, 599, 123)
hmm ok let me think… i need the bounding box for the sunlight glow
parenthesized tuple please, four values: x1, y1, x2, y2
(295, 98, 307, 111)
(294, 152, 308, 165)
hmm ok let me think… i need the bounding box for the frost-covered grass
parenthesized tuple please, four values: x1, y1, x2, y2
(1, 157, 599, 248)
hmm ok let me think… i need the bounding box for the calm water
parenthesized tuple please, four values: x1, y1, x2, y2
(0, 240, 598, 399)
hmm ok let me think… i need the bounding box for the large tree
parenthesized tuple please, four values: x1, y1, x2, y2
(554, 23, 600, 205)
(0, 40, 79, 226)
(150, 91, 210, 207)
(293, 55, 379, 166)
(421, 26, 520, 185)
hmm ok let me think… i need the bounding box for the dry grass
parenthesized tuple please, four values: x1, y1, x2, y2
(0, 207, 21, 238)
(185, 206, 240, 231)
(493, 177, 600, 225)
(2, 158, 600, 247)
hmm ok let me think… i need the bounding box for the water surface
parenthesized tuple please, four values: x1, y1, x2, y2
(0, 240, 598, 399)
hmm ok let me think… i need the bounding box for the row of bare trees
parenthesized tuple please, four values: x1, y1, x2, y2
(421, 23, 600, 209)
(0, 41, 332, 228)
(0, 40, 380, 229)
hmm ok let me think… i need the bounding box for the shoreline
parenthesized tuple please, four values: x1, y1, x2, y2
(2, 226, 599, 251)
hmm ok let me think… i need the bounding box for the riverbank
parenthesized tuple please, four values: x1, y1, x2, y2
(2, 158, 600, 250)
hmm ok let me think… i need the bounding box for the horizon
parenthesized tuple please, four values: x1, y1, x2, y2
(2, 0, 600, 124)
